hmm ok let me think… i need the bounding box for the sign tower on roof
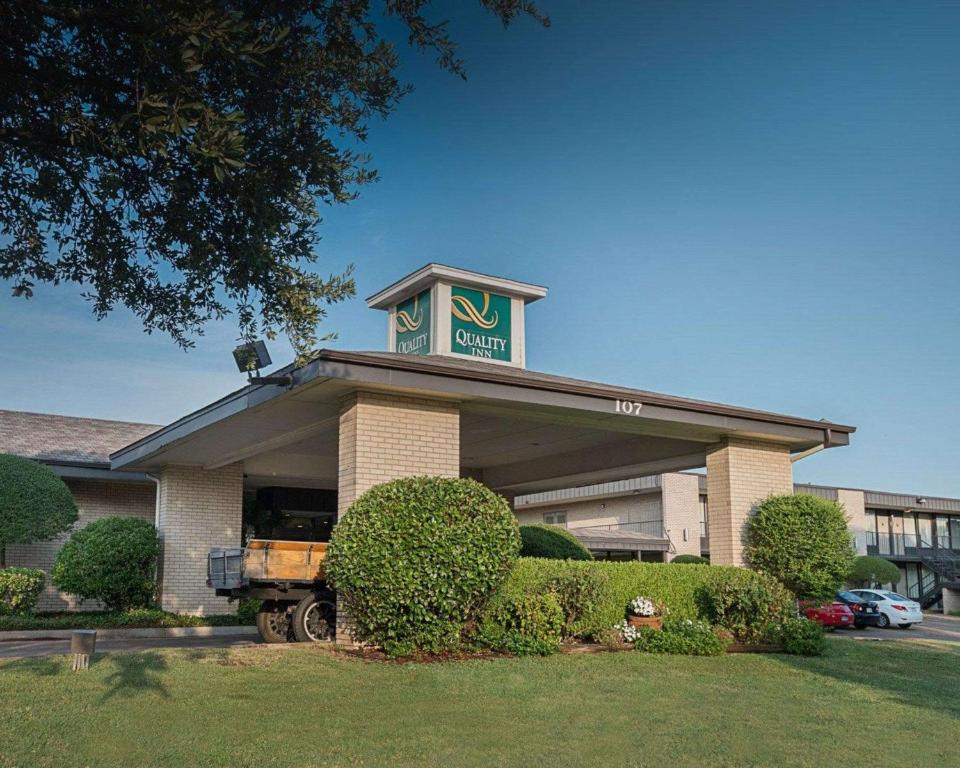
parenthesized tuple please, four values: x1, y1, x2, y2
(366, 264, 547, 369)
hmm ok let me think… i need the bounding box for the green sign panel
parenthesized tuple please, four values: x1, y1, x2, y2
(394, 289, 431, 355)
(450, 285, 511, 361)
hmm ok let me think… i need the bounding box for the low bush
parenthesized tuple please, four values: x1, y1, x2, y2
(493, 558, 792, 639)
(0, 567, 45, 615)
(0, 608, 243, 632)
(671, 554, 709, 565)
(519, 525, 593, 560)
(779, 617, 827, 656)
(326, 477, 519, 656)
(52, 517, 159, 610)
(700, 576, 794, 644)
(476, 593, 565, 656)
(236, 598, 261, 625)
(631, 618, 728, 656)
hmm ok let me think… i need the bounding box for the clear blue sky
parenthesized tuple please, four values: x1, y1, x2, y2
(2, 1, 958, 496)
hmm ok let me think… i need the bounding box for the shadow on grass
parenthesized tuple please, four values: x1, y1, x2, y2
(99, 652, 170, 702)
(0, 655, 63, 676)
(776, 639, 960, 719)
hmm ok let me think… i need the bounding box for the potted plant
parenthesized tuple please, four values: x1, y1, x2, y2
(625, 596, 666, 631)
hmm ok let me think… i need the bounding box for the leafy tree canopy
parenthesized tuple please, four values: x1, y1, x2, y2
(0, 1, 547, 357)
(847, 555, 900, 588)
(0, 454, 78, 566)
(745, 493, 855, 604)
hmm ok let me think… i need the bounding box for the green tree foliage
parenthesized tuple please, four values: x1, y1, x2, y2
(848, 555, 901, 588)
(0, 454, 78, 567)
(0, 567, 46, 615)
(519, 524, 593, 560)
(0, 1, 548, 357)
(52, 517, 160, 610)
(745, 494, 855, 603)
(325, 476, 520, 656)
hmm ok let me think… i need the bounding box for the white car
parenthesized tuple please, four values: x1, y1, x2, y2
(850, 590, 923, 629)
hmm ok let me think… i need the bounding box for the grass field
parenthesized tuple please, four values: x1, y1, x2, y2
(1, 638, 957, 768)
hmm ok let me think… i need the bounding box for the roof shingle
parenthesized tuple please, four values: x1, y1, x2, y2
(0, 410, 160, 467)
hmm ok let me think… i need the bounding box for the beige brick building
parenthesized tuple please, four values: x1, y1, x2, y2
(7, 265, 900, 639)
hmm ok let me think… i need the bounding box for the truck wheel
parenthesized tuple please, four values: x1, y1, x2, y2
(256, 601, 293, 643)
(292, 594, 336, 643)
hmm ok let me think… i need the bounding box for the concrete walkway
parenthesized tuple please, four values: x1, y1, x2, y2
(0, 632, 262, 659)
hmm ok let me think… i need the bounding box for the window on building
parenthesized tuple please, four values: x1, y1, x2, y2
(950, 517, 960, 552)
(699, 495, 708, 538)
(865, 510, 877, 548)
(936, 516, 950, 549)
(903, 512, 918, 549)
(918, 514, 934, 548)
(543, 511, 567, 526)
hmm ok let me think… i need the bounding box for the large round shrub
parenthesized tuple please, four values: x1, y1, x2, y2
(519, 524, 593, 560)
(745, 494, 855, 603)
(0, 454, 78, 566)
(52, 517, 159, 610)
(847, 555, 900, 588)
(325, 476, 519, 655)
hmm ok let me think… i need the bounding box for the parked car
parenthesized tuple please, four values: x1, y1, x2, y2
(834, 591, 882, 628)
(850, 590, 923, 629)
(801, 600, 855, 629)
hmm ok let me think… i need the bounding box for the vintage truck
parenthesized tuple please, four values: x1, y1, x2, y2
(208, 540, 336, 643)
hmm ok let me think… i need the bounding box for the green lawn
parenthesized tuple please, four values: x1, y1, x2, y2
(1, 639, 958, 768)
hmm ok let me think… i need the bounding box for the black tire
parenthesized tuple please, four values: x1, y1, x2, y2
(292, 594, 336, 643)
(877, 613, 891, 629)
(256, 600, 293, 643)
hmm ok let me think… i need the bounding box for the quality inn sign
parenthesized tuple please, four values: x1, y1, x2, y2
(369, 264, 547, 369)
(450, 286, 511, 361)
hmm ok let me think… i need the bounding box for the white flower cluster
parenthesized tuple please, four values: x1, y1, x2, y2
(618, 620, 642, 643)
(628, 596, 659, 617)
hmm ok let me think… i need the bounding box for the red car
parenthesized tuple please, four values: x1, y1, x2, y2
(802, 601, 855, 629)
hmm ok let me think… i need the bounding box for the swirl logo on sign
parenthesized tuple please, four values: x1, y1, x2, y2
(450, 291, 499, 329)
(396, 295, 423, 333)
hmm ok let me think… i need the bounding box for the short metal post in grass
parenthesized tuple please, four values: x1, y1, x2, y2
(71, 630, 96, 671)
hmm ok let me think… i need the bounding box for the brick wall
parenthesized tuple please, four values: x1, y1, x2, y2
(661, 472, 702, 559)
(156, 464, 243, 616)
(337, 391, 460, 516)
(5, 478, 155, 611)
(837, 488, 867, 556)
(705, 438, 793, 566)
(335, 391, 460, 642)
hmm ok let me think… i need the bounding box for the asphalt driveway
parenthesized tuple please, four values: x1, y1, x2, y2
(837, 613, 960, 644)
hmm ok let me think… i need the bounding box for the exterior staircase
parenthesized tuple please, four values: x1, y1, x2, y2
(919, 554, 960, 610)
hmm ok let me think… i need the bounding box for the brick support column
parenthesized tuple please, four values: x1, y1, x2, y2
(335, 391, 460, 642)
(157, 464, 243, 615)
(838, 488, 867, 556)
(661, 473, 702, 559)
(705, 438, 793, 566)
(943, 587, 960, 615)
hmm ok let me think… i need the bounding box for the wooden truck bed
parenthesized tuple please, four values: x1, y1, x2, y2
(208, 539, 328, 590)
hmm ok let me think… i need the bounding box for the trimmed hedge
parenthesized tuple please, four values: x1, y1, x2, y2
(0, 567, 45, 615)
(671, 554, 709, 565)
(326, 476, 519, 656)
(632, 618, 728, 656)
(519, 524, 593, 560)
(52, 517, 159, 610)
(476, 593, 564, 656)
(494, 558, 793, 638)
(0, 454, 78, 563)
(746, 493, 855, 603)
(0, 609, 244, 632)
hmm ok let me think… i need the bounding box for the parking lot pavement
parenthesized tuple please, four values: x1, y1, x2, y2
(0, 632, 262, 660)
(837, 613, 960, 644)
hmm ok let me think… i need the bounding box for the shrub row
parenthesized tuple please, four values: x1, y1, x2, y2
(492, 558, 793, 639)
(0, 608, 245, 632)
(632, 618, 728, 656)
(0, 567, 45, 615)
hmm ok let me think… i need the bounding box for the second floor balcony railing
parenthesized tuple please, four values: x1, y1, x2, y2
(569, 520, 666, 539)
(866, 531, 960, 558)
